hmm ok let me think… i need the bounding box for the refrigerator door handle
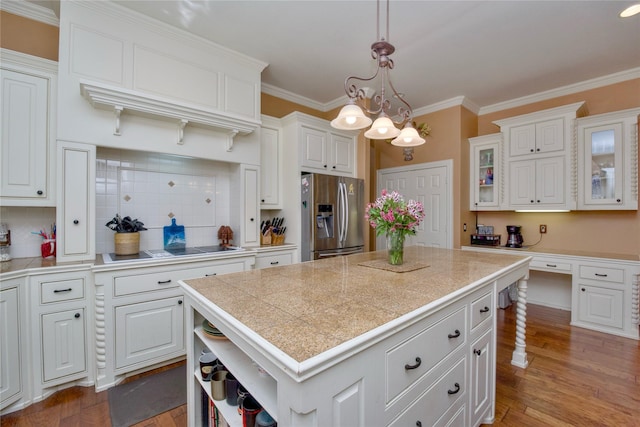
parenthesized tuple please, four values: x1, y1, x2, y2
(342, 182, 349, 246)
(337, 182, 345, 245)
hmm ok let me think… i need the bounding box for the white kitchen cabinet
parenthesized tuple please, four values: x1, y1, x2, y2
(576, 284, 623, 329)
(469, 329, 493, 427)
(242, 164, 260, 246)
(56, 141, 96, 262)
(283, 112, 357, 177)
(576, 108, 640, 210)
(260, 116, 282, 209)
(92, 254, 254, 390)
(509, 156, 565, 208)
(41, 309, 87, 382)
(114, 296, 184, 369)
(494, 102, 585, 211)
(0, 284, 23, 410)
(31, 270, 91, 388)
(254, 246, 296, 269)
(0, 50, 57, 206)
(469, 134, 501, 210)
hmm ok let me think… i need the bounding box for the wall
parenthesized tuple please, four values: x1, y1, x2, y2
(0, 11, 58, 60)
(475, 79, 640, 256)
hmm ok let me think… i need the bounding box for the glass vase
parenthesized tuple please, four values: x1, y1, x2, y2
(386, 231, 405, 266)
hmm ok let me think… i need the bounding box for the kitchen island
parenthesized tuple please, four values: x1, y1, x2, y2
(180, 247, 531, 427)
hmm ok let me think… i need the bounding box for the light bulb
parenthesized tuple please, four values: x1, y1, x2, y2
(346, 116, 357, 125)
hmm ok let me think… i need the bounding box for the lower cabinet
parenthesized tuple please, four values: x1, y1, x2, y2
(576, 284, 623, 329)
(114, 296, 184, 369)
(254, 246, 296, 269)
(41, 309, 86, 382)
(93, 254, 254, 391)
(469, 329, 493, 426)
(0, 285, 23, 410)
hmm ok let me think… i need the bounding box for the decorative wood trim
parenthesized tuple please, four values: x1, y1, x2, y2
(80, 81, 259, 146)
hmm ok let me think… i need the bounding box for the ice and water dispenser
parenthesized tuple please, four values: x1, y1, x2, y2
(315, 204, 334, 239)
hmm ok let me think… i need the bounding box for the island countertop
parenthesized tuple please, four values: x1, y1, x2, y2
(181, 246, 530, 366)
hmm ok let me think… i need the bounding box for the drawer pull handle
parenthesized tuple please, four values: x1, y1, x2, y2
(546, 263, 557, 268)
(447, 383, 461, 395)
(270, 261, 279, 265)
(205, 273, 217, 277)
(480, 306, 490, 313)
(594, 273, 608, 277)
(448, 329, 460, 339)
(53, 288, 73, 293)
(157, 279, 172, 284)
(74, 313, 80, 319)
(404, 357, 422, 370)
(474, 349, 482, 356)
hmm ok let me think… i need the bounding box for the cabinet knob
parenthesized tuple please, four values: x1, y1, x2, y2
(37, 190, 43, 195)
(536, 148, 540, 152)
(250, 218, 254, 222)
(447, 383, 461, 395)
(416, 422, 422, 427)
(74, 313, 80, 319)
(474, 349, 482, 356)
(73, 219, 79, 225)
(537, 200, 540, 203)
(530, 200, 534, 203)
(332, 165, 336, 169)
(530, 149, 534, 152)
(323, 164, 327, 168)
(261, 199, 265, 203)
(617, 199, 621, 203)
(178, 300, 183, 305)
(581, 287, 586, 292)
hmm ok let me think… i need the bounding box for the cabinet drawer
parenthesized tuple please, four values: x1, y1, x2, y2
(386, 307, 465, 403)
(255, 253, 292, 269)
(114, 262, 245, 296)
(579, 265, 624, 284)
(530, 258, 572, 274)
(470, 291, 493, 331)
(41, 278, 85, 304)
(388, 357, 466, 427)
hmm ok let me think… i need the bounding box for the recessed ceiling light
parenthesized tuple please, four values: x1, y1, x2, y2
(620, 3, 640, 17)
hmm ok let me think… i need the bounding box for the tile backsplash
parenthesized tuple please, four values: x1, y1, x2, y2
(96, 148, 232, 254)
(0, 207, 56, 258)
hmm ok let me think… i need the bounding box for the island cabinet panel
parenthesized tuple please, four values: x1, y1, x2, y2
(181, 248, 531, 427)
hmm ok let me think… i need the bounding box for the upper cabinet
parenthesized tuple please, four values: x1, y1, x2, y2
(494, 102, 586, 211)
(0, 50, 57, 206)
(469, 133, 502, 211)
(576, 108, 640, 210)
(260, 116, 282, 209)
(282, 112, 357, 177)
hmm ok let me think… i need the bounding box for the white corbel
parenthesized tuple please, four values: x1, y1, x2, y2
(113, 105, 123, 136)
(178, 119, 188, 145)
(226, 129, 239, 152)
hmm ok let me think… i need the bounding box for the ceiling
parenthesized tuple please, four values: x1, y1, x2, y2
(26, 1, 640, 113)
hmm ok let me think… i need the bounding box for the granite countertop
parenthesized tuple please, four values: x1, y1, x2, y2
(464, 245, 640, 262)
(182, 246, 530, 364)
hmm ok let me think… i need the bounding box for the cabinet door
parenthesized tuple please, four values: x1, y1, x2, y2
(509, 160, 536, 207)
(329, 133, 354, 175)
(242, 165, 259, 246)
(509, 124, 536, 157)
(470, 138, 500, 210)
(115, 296, 184, 369)
(260, 126, 281, 208)
(580, 123, 624, 207)
(470, 329, 493, 427)
(41, 308, 86, 382)
(535, 156, 565, 205)
(0, 287, 22, 408)
(535, 118, 564, 154)
(57, 142, 96, 262)
(0, 69, 50, 202)
(577, 284, 623, 329)
(300, 126, 328, 171)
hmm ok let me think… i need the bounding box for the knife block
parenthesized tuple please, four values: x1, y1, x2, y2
(271, 234, 285, 246)
(260, 230, 272, 246)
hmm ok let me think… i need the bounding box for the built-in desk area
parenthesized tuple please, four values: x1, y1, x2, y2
(462, 245, 640, 340)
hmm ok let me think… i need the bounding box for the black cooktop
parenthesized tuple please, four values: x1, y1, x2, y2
(107, 251, 153, 262)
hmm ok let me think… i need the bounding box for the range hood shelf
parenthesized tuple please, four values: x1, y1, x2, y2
(80, 81, 260, 149)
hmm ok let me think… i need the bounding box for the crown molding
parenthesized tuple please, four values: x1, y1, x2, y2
(261, 83, 328, 112)
(0, 48, 57, 74)
(479, 67, 640, 115)
(0, 0, 59, 26)
(413, 96, 480, 117)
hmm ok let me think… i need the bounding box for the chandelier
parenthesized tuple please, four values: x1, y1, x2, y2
(330, 0, 425, 147)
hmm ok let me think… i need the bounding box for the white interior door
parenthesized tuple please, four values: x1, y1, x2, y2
(377, 160, 452, 249)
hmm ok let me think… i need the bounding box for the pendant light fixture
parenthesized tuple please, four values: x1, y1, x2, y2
(331, 0, 425, 147)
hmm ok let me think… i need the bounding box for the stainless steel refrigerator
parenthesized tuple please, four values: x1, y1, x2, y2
(301, 173, 365, 261)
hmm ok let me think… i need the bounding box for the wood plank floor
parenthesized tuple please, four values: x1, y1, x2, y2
(1, 303, 638, 426)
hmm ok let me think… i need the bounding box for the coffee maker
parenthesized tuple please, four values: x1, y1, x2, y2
(505, 225, 523, 248)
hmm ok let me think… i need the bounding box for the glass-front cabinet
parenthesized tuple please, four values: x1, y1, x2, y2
(577, 108, 639, 210)
(469, 133, 502, 210)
